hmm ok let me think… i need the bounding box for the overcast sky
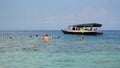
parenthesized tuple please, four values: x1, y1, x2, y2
(0, 0, 120, 30)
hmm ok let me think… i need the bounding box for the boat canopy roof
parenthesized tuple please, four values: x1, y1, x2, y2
(69, 23, 102, 27)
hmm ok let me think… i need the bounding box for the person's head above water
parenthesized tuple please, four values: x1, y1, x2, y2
(45, 34, 48, 36)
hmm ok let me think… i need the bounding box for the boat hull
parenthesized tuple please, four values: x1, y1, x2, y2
(61, 30, 102, 35)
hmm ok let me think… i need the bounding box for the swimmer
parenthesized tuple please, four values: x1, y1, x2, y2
(57, 36, 61, 38)
(29, 35, 32, 38)
(35, 34, 38, 37)
(10, 37, 12, 39)
(52, 36, 61, 39)
(42, 34, 50, 42)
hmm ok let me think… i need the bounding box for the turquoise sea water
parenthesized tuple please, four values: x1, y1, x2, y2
(0, 30, 120, 68)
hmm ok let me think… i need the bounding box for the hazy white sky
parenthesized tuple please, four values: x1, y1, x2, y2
(0, 0, 120, 30)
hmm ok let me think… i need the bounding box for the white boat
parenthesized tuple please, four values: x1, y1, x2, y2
(61, 23, 103, 35)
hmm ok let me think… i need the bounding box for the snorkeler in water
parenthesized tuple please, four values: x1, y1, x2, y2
(10, 37, 13, 39)
(35, 34, 38, 37)
(29, 35, 32, 38)
(52, 36, 61, 39)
